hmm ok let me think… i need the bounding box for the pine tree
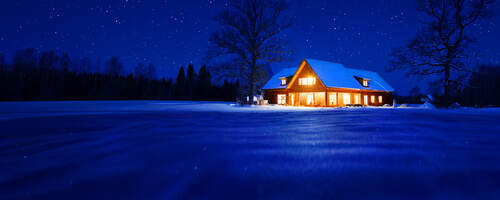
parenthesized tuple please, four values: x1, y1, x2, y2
(174, 66, 186, 99)
(134, 63, 146, 78)
(197, 65, 211, 100)
(186, 64, 195, 99)
(106, 56, 123, 77)
(60, 53, 70, 72)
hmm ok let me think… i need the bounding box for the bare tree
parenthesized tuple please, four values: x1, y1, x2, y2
(59, 53, 71, 72)
(135, 63, 146, 78)
(135, 63, 156, 80)
(208, 0, 293, 103)
(80, 57, 92, 73)
(13, 48, 38, 70)
(106, 56, 123, 77)
(390, 0, 493, 105)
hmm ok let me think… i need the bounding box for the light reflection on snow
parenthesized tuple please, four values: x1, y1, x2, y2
(0, 101, 500, 199)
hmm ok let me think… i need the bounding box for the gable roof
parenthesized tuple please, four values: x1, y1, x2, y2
(263, 58, 394, 92)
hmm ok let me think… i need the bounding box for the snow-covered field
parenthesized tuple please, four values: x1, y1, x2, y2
(1, 101, 500, 199)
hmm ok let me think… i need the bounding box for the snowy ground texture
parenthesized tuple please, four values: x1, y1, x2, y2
(1, 101, 500, 200)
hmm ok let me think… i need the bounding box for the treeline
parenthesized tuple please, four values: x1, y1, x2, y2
(400, 64, 500, 107)
(0, 48, 239, 101)
(458, 64, 500, 107)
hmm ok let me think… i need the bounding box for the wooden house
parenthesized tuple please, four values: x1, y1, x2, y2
(263, 59, 394, 107)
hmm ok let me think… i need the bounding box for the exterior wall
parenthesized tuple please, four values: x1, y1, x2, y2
(264, 89, 286, 105)
(264, 88, 393, 107)
(359, 91, 393, 106)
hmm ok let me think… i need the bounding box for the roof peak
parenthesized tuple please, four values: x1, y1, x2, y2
(305, 58, 344, 66)
(304, 58, 376, 73)
(263, 58, 394, 92)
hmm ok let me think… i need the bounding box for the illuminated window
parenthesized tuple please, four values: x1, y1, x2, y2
(281, 79, 286, 85)
(299, 77, 316, 85)
(343, 93, 351, 105)
(354, 95, 360, 104)
(329, 93, 337, 105)
(306, 94, 314, 105)
(362, 80, 369, 87)
(277, 94, 286, 105)
(290, 94, 295, 105)
(371, 96, 375, 103)
(364, 95, 368, 105)
(378, 96, 382, 103)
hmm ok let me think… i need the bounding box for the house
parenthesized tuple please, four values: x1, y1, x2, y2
(262, 58, 394, 107)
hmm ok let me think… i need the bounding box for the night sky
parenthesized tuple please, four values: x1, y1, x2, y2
(1, 0, 499, 94)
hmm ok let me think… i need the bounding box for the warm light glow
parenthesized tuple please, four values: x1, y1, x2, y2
(364, 95, 368, 105)
(354, 95, 360, 104)
(306, 94, 314, 105)
(290, 93, 295, 105)
(299, 77, 316, 85)
(378, 96, 382, 103)
(281, 79, 286, 85)
(371, 95, 375, 103)
(277, 94, 286, 105)
(329, 93, 337, 105)
(343, 93, 351, 105)
(362, 80, 369, 87)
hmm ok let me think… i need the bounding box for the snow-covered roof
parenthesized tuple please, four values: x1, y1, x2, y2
(263, 58, 394, 92)
(262, 67, 297, 89)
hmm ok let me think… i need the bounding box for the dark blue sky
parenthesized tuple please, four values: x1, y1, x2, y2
(1, 0, 499, 94)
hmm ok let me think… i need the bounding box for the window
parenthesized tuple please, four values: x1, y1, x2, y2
(371, 95, 375, 103)
(299, 77, 316, 85)
(281, 79, 286, 86)
(378, 96, 383, 103)
(362, 80, 369, 87)
(329, 93, 337, 105)
(277, 94, 286, 105)
(364, 95, 368, 105)
(354, 95, 360, 104)
(290, 94, 295, 105)
(343, 93, 351, 105)
(306, 94, 314, 105)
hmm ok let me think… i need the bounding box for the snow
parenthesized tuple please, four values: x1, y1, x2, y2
(262, 67, 297, 89)
(263, 59, 394, 92)
(1, 101, 500, 199)
(421, 102, 437, 109)
(306, 58, 394, 92)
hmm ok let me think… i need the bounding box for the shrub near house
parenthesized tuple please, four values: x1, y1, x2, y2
(263, 59, 394, 107)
